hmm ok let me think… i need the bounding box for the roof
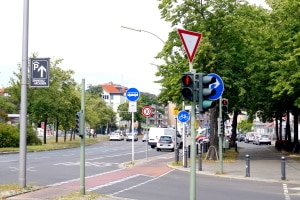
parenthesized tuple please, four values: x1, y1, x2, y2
(101, 82, 127, 94)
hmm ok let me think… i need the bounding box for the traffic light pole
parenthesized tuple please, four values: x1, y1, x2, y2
(80, 79, 86, 195)
(218, 97, 223, 174)
(190, 72, 196, 200)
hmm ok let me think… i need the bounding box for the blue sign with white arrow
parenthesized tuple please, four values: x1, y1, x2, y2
(126, 87, 140, 101)
(178, 110, 190, 123)
(208, 73, 224, 100)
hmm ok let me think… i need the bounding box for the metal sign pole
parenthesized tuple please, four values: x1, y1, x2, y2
(132, 112, 134, 164)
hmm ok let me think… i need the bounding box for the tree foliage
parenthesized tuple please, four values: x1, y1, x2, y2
(156, 0, 300, 155)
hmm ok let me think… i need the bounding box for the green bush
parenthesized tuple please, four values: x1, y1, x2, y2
(0, 123, 19, 147)
(0, 122, 42, 147)
(26, 124, 42, 146)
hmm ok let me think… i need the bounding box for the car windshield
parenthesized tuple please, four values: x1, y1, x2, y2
(261, 135, 269, 138)
(160, 136, 172, 141)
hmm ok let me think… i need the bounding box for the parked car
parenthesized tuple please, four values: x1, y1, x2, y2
(142, 133, 148, 142)
(148, 127, 182, 149)
(236, 133, 245, 142)
(245, 132, 256, 143)
(126, 133, 138, 141)
(109, 131, 124, 141)
(253, 134, 271, 145)
(156, 135, 176, 151)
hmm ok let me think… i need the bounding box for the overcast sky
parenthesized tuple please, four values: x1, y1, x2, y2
(0, 0, 267, 95)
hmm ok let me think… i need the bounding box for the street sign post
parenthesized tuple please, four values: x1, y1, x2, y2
(178, 110, 190, 123)
(142, 106, 152, 117)
(208, 73, 224, 100)
(125, 87, 140, 165)
(177, 29, 202, 63)
(30, 58, 50, 87)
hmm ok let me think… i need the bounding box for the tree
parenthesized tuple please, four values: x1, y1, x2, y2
(157, 0, 271, 158)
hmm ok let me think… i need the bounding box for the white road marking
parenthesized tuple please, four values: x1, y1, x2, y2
(283, 184, 291, 200)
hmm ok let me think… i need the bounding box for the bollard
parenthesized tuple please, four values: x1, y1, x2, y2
(281, 156, 286, 180)
(200, 142, 203, 154)
(184, 147, 187, 168)
(245, 154, 250, 177)
(175, 147, 179, 164)
(198, 150, 202, 171)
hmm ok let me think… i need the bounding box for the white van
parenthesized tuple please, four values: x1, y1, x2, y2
(148, 127, 182, 149)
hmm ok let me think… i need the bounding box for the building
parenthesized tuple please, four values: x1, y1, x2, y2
(100, 82, 167, 129)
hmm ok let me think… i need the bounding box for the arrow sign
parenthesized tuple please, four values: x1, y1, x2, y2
(38, 65, 47, 77)
(30, 58, 50, 88)
(177, 29, 202, 63)
(208, 73, 224, 100)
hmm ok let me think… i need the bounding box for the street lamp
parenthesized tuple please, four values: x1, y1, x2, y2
(121, 26, 165, 44)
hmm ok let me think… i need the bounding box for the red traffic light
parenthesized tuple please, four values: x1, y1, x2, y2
(182, 75, 193, 86)
(222, 99, 228, 105)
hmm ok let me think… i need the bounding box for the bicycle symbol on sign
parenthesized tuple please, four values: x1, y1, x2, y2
(177, 110, 190, 123)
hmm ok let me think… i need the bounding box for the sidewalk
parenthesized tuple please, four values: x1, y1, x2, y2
(6, 142, 300, 200)
(174, 142, 300, 184)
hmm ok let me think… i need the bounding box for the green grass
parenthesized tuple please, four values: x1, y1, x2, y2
(0, 134, 109, 199)
(0, 134, 109, 154)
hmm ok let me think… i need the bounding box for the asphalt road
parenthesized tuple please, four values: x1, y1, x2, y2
(2, 138, 300, 200)
(0, 139, 170, 186)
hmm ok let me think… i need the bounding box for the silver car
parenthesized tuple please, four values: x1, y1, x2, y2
(253, 134, 271, 145)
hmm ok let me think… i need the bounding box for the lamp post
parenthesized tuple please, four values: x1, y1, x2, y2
(121, 26, 165, 44)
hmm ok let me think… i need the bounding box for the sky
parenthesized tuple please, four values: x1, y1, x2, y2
(0, 0, 268, 95)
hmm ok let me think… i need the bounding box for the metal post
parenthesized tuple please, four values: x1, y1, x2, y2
(281, 156, 286, 180)
(146, 117, 148, 160)
(245, 154, 250, 177)
(189, 70, 196, 200)
(175, 116, 178, 163)
(182, 102, 186, 167)
(184, 147, 188, 168)
(218, 98, 223, 174)
(198, 144, 202, 171)
(80, 79, 86, 195)
(19, 0, 29, 188)
(132, 112, 134, 164)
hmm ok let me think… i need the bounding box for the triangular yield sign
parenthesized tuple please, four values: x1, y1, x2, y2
(177, 29, 202, 63)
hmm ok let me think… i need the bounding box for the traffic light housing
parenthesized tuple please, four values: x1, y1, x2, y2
(198, 73, 217, 113)
(181, 73, 194, 101)
(75, 112, 81, 136)
(220, 119, 224, 134)
(221, 98, 228, 114)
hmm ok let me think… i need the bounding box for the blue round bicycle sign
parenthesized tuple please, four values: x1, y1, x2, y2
(126, 87, 140, 101)
(178, 110, 190, 123)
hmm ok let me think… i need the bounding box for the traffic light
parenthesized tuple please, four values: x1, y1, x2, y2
(181, 73, 194, 101)
(221, 98, 228, 114)
(220, 119, 224, 134)
(75, 112, 81, 136)
(198, 73, 217, 113)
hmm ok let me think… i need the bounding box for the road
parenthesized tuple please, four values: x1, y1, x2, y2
(0, 138, 169, 185)
(1, 138, 300, 199)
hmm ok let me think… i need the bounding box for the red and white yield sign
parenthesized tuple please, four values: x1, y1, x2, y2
(177, 29, 202, 63)
(142, 106, 153, 117)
